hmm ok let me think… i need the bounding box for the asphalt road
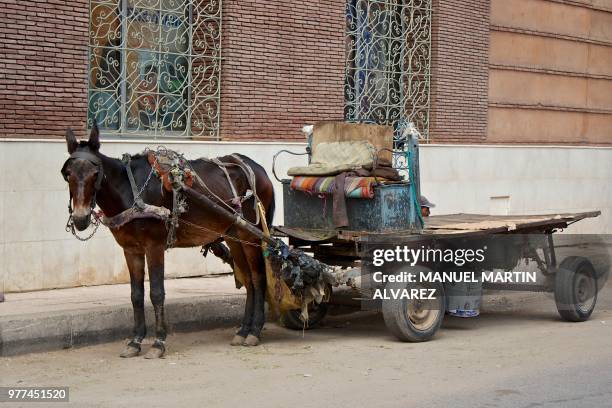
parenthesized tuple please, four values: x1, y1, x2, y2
(1, 286, 611, 408)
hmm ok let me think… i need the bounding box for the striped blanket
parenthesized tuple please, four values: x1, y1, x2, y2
(290, 176, 381, 199)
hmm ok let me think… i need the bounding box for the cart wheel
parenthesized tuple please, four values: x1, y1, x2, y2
(279, 302, 329, 330)
(382, 276, 446, 342)
(555, 256, 598, 322)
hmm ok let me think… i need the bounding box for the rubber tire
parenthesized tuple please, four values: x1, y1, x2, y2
(555, 256, 598, 322)
(382, 275, 446, 342)
(279, 302, 329, 330)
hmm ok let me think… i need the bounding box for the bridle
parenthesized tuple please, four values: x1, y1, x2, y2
(61, 149, 162, 243)
(61, 150, 105, 240)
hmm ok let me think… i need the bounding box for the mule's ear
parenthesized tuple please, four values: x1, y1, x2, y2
(88, 120, 100, 151)
(66, 128, 78, 154)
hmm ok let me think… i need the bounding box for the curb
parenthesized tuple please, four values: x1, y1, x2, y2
(0, 294, 245, 357)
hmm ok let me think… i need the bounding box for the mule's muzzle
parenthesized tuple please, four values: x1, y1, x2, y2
(72, 212, 92, 231)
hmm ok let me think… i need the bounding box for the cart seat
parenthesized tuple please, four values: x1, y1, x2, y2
(281, 122, 418, 231)
(287, 122, 394, 177)
(287, 140, 378, 176)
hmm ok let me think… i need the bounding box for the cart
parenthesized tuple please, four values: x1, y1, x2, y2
(273, 211, 608, 340)
(270, 122, 609, 342)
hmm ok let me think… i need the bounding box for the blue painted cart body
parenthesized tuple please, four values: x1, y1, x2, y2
(282, 180, 419, 232)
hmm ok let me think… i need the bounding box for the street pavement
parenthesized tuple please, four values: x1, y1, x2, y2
(0, 275, 244, 356)
(1, 281, 611, 407)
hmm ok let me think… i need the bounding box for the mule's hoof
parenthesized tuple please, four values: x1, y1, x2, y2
(144, 346, 165, 359)
(144, 340, 166, 359)
(230, 335, 246, 346)
(243, 334, 260, 347)
(119, 345, 140, 358)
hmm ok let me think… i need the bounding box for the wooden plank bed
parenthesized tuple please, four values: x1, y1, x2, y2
(274, 211, 601, 243)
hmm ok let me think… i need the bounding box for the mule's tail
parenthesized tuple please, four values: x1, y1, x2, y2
(265, 187, 275, 229)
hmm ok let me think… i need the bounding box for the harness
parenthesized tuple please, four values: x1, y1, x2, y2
(136, 149, 187, 248)
(206, 154, 260, 225)
(63, 148, 261, 248)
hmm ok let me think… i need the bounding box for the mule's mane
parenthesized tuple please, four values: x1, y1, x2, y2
(126, 149, 210, 163)
(125, 152, 148, 160)
(77, 145, 209, 164)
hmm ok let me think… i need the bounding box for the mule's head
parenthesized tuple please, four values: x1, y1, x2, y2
(61, 122, 103, 231)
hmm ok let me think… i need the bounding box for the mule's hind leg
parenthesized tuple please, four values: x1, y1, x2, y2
(225, 238, 254, 345)
(232, 282, 254, 346)
(144, 245, 168, 359)
(121, 249, 146, 358)
(242, 243, 266, 346)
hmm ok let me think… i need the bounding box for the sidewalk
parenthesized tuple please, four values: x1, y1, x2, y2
(0, 275, 245, 356)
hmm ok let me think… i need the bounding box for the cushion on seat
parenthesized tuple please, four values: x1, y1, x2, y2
(287, 140, 377, 176)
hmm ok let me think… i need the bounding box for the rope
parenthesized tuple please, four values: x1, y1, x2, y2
(178, 218, 262, 248)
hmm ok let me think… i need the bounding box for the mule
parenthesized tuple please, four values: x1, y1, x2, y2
(61, 123, 275, 358)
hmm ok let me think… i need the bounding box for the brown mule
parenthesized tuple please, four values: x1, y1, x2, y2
(61, 123, 275, 357)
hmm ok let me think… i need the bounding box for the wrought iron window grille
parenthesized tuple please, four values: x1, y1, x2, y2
(88, 0, 222, 139)
(344, 0, 432, 143)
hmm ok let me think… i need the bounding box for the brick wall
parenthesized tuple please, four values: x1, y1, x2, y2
(0, 0, 89, 139)
(0, 0, 346, 141)
(429, 0, 490, 142)
(219, 0, 346, 141)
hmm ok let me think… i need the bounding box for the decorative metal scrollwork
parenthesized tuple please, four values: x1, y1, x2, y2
(345, 0, 431, 140)
(88, 0, 222, 139)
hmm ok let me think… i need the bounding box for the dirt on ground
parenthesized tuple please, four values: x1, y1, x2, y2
(1, 287, 612, 408)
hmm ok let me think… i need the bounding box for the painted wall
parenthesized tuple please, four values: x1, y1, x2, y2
(420, 145, 612, 234)
(489, 0, 612, 145)
(1, 140, 611, 292)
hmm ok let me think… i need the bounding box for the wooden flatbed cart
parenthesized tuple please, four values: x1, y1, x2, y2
(262, 122, 610, 341)
(272, 211, 608, 341)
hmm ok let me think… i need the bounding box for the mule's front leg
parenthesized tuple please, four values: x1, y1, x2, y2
(120, 249, 146, 358)
(144, 245, 168, 359)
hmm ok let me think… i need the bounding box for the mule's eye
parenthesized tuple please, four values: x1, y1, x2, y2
(62, 169, 71, 180)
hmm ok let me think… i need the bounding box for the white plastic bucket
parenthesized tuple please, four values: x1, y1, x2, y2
(445, 279, 482, 317)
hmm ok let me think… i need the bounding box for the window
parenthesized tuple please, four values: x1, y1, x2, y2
(88, 0, 222, 138)
(345, 0, 431, 140)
